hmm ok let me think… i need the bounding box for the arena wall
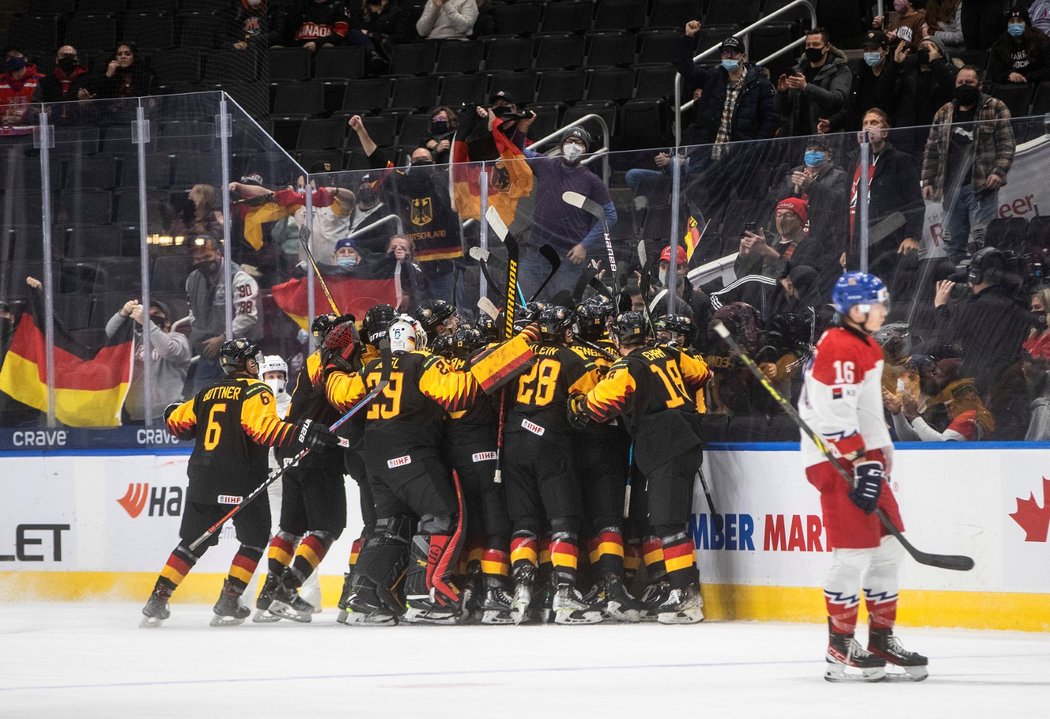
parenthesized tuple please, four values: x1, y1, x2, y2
(1, 441, 1048, 632)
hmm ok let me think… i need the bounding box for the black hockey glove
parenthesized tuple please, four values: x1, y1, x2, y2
(292, 419, 347, 453)
(163, 402, 181, 423)
(849, 461, 883, 515)
(566, 393, 591, 429)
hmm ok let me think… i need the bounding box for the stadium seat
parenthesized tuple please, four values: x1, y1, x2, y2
(541, 2, 593, 34)
(9, 16, 61, 60)
(586, 31, 636, 68)
(398, 113, 435, 148)
(54, 293, 94, 331)
(536, 70, 587, 104)
(984, 217, 1028, 253)
(268, 47, 312, 81)
(987, 83, 1034, 118)
(313, 46, 365, 80)
(60, 190, 113, 225)
(484, 37, 535, 71)
(118, 155, 172, 188)
(526, 103, 563, 141)
(62, 156, 119, 190)
(342, 78, 393, 114)
(150, 49, 202, 87)
(638, 29, 683, 65)
(634, 66, 677, 100)
(351, 114, 397, 148)
(1032, 82, 1050, 115)
(178, 12, 222, 50)
(705, 0, 761, 25)
(151, 254, 194, 293)
(762, 0, 812, 25)
(128, 0, 175, 11)
(493, 2, 544, 36)
(391, 76, 441, 112)
(586, 67, 635, 103)
(79, 0, 127, 9)
(52, 127, 101, 156)
(123, 12, 176, 51)
(436, 39, 484, 74)
(1028, 216, 1050, 253)
(593, 0, 648, 32)
(170, 154, 221, 189)
(388, 42, 438, 75)
(649, 0, 705, 30)
(534, 35, 586, 69)
(564, 102, 617, 141)
(9, 226, 46, 261)
(202, 50, 259, 86)
(749, 22, 799, 77)
(618, 99, 668, 149)
(487, 71, 538, 105)
(157, 121, 217, 153)
(34, 0, 76, 14)
(64, 13, 119, 53)
(440, 73, 489, 106)
(295, 118, 347, 151)
(272, 82, 325, 118)
(66, 225, 124, 259)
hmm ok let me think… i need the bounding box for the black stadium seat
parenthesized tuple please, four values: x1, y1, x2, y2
(314, 46, 365, 80)
(586, 31, 636, 68)
(295, 118, 347, 151)
(618, 99, 668, 149)
(484, 37, 534, 71)
(64, 13, 118, 53)
(268, 47, 312, 81)
(593, 0, 648, 32)
(586, 67, 635, 103)
(440, 73, 489, 106)
(541, 2, 594, 34)
(493, 2, 544, 36)
(638, 29, 683, 65)
(536, 70, 587, 104)
(649, 0, 705, 30)
(705, 0, 762, 26)
(123, 13, 176, 51)
(398, 113, 435, 147)
(272, 82, 325, 118)
(391, 76, 441, 112)
(534, 35, 586, 69)
(487, 71, 538, 105)
(436, 41, 485, 74)
(342, 78, 392, 114)
(388, 42, 438, 75)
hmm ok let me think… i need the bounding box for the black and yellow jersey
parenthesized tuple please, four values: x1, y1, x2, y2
(277, 351, 345, 467)
(570, 339, 628, 440)
(167, 376, 299, 502)
(507, 342, 599, 447)
(654, 342, 710, 414)
(445, 356, 497, 445)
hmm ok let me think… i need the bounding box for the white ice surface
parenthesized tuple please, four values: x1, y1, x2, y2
(2, 603, 1048, 719)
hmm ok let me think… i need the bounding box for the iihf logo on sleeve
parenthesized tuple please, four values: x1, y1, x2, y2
(117, 483, 184, 518)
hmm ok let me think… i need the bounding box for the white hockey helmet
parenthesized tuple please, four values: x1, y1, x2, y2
(388, 314, 427, 353)
(259, 354, 288, 378)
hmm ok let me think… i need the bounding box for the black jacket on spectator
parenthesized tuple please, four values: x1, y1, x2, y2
(845, 143, 925, 263)
(776, 47, 852, 136)
(890, 55, 959, 129)
(676, 37, 778, 144)
(961, 0, 1008, 51)
(849, 58, 898, 129)
(91, 64, 154, 99)
(34, 64, 92, 125)
(281, 0, 352, 46)
(986, 29, 1050, 85)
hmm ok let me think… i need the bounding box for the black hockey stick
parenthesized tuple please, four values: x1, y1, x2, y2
(468, 245, 506, 303)
(188, 341, 392, 553)
(529, 244, 561, 302)
(639, 252, 658, 334)
(562, 190, 620, 300)
(696, 465, 723, 533)
(492, 228, 520, 485)
(712, 323, 974, 572)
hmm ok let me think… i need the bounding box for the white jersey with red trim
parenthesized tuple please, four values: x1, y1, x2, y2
(798, 326, 892, 468)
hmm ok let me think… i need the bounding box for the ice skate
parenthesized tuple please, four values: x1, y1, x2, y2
(140, 585, 172, 628)
(552, 584, 603, 625)
(510, 578, 532, 625)
(599, 574, 642, 623)
(654, 585, 704, 625)
(478, 579, 515, 625)
(252, 574, 282, 623)
(403, 590, 460, 625)
(868, 628, 929, 682)
(268, 581, 315, 624)
(338, 578, 399, 626)
(210, 581, 251, 627)
(532, 579, 557, 624)
(639, 580, 670, 622)
(457, 573, 481, 625)
(825, 623, 887, 683)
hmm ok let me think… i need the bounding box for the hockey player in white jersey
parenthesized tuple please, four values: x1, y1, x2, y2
(799, 273, 928, 683)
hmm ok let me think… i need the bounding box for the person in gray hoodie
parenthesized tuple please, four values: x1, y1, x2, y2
(775, 27, 853, 136)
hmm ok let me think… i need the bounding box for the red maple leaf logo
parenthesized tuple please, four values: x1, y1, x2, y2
(1009, 477, 1050, 542)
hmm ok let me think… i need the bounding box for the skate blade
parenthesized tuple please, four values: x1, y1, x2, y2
(883, 665, 929, 682)
(480, 610, 515, 625)
(268, 601, 312, 624)
(339, 609, 398, 626)
(553, 609, 603, 625)
(139, 615, 166, 628)
(402, 608, 459, 625)
(209, 614, 247, 627)
(656, 608, 704, 625)
(604, 602, 642, 623)
(824, 661, 886, 683)
(252, 609, 282, 623)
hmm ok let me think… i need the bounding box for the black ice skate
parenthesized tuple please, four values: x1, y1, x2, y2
(654, 585, 704, 625)
(478, 578, 515, 625)
(639, 580, 670, 622)
(140, 585, 172, 628)
(868, 627, 929, 681)
(210, 581, 251, 627)
(598, 574, 643, 623)
(403, 590, 460, 625)
(252, 574, 282, 623)
(825, 622, 887, 683)
(551, 584, 603, 625)
(510, 577, 533, 625)
(338, 578, 398, 627)
(268, 581, 315, 624)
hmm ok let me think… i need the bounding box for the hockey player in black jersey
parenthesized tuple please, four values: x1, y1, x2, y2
(142, 339, 343, 627)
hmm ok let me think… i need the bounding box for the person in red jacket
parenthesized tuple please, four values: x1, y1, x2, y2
(0, 48, 42, 135)
(799, 272, 928, 683)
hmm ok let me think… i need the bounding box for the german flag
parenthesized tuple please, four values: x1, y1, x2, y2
(271, 254, 400, 331)
(0, 290, 133, 427)
(450, 113, 534, 224)
(238, 187, 346, 251)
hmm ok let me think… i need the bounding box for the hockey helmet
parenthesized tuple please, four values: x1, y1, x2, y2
(873, 322, 912, 363)
(311, 313, 339, 342)
(611, 311, 650, 346)
(448, 326, 483, 360)
(653, 313, 696, 347)
(417, 299, 457, 334)
(575, 296, 614, 341)
(512, 301, 547, 334)
(832, 272, 889, 314)
(475, 313, 499, 343)
(363, 303, 398, 345)
(536, 305, 575, 342)
(219, 338, 262, 377)
(430, 333, 453, 358)
(258, 354, 288, 379)
(388, 314, 427, 353)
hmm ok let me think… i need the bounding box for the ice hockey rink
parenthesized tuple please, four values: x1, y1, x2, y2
(2, 602, 1047, 719)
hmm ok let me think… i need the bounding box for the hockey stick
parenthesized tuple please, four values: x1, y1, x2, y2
(696, 465, 723, 533)
(529, 244, 561, 303)
(492, 234, 520, 485)
(638, 252, 658, 334)
(624, 442, 634, 519)
(577, 337, 618, 361)
(712, 323, 975, 572)
(562, 190, 620, 300)
(469, 246, 507, 304)
(188, 342, 392, 553)
(297, 223, 340, 314)
(477, 296, 499, 321)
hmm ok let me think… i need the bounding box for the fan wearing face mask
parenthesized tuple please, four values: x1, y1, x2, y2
(873, 0, 928, 51)
(775, 27, 853, 136)
(887, 33, 958, 152)
(987, 8, 1050, 86)
(0, 48, 42, 132)
(35, 45, 90, 116)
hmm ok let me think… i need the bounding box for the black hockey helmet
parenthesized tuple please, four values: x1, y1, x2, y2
(416, 299, 457, 334)
(575, 296, 614, 341)
(537, 305, 575, 342)
(448, 326, 483, 359)
(430, 332, 453, 358)
(311, 313, 339, 342)
(219, 338, 262, 376)
(475, 313, 498, 343)
(512, 301, 546, 334)
(363, 303, 398, 345)
(654, 313, 696, 347)
(611, 311, 650, 346)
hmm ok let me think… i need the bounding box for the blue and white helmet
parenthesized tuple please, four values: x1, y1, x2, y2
(832, 272, 889, 314)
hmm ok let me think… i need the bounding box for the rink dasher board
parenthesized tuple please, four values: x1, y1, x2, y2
(0, 443, 1048, 631)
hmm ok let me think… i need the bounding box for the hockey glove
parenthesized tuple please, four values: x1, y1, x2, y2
(849, 461, 884, 514)
(162, 402, 181, 423)
(518, 322, 541, 344)
(292, 419, 347, 453)
(321, 319, 362, 377)
(566, 393, 591, 429)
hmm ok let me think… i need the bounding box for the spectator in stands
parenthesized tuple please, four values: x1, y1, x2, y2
(851, 31, 898, 129)
(348, 172, 397, 256)
(0, 48, 41, 134)
(106, 298, 191, 424)
(769, 136, 848, 245)
(229, 0, 269, 51)
(888, 357, 995, 440)
(91, 43, 153, 99)
(360, 0, 414, 58)
(173, 184, 225, 241)
(186, 238, 260, 392)
(422, 105, 457, 165)
(848, 109, 925, 279)
(333, 237, 363, 272)
(415, 0, 479, 41)
(961, 0, 1007, 50)
(921, 66, 1015, 263)
(0, 300, 16, 370)
(1023, 285, 1050, 358)
(874, 0, 929, 50)
(775, 27, 852, 136)
(987, 7, 1050, 85)
(488, 91, 536, 149)
(925, 0, 966, 50)
(520, 125, 617, 300)
(890, 34, 958, 152)
(1022, 350, 1050, 439)
(1030, 0, 1050, 35)
(279, 0, 385, 72)
(35, 45, 90, 106)
(648, 245, 712, 331)
(387, 234, 429, 311)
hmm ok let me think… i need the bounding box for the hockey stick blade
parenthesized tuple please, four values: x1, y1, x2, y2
(562, 191, 605, 229)
(712, 323, 975, 573)
(477, 296, 499, 320)
(528, 244, 562, 302)
(486, 205, 509, 242)
(468, 246, 490, 263)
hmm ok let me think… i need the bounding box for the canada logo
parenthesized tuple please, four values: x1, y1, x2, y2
(1009, 477, 1050, 542)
